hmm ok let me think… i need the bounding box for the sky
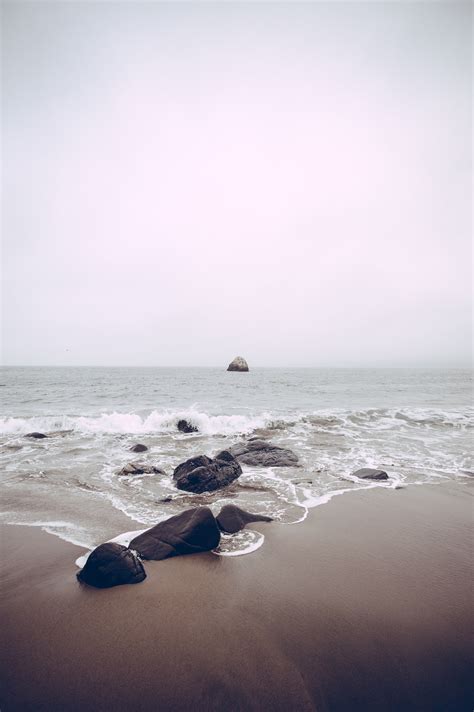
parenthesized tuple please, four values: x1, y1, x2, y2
(1, 1, 472, 367)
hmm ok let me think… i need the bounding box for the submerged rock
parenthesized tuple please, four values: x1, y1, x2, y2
(216, 504, 273, 534)
(117, 462, 166, 477)
(227, 356, 249, 372)
(173, 450, 242, 493)
(177, 419, 199, 434)
(229, 439, 299, 467)
(130, 443, 148, 453)
(25, 432, 47, 439)
(130, 507, 221, 560)
(353, 468, 389, 481)
(77, 543, 146, 589)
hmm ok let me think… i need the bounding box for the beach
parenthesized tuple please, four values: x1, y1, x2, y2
(1, 480, 472, 711)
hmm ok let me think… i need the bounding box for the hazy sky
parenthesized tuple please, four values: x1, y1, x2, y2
(2, 1, 472, 367)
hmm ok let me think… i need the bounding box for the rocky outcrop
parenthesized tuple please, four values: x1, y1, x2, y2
(353, 468, 389, 481)
(229, 439, 299, 467)
(77, 543, 146, 589)
(130, 443, 148, 453)
(227, 356, 249, 372)
(26, 432, 47, 439)
(177, 419, 198, 434)
(129, 507, 221, 560)
(173, 450, 242, 493)
(216, 504, 273, 534)
(117, 462, 166, 477)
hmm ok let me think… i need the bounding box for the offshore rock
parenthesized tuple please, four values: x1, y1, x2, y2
(26, 432, 47, 439)
(229, 439, 299, 467)
(227, 356, 249, 372)
(216, 504, 273, 534)
(77, 543, 146, 589)
(353, 468, 389, 481)
(130, 507, 221, 560)
(117, 462, 166, 477)
(177, 419, 199, 434)
(173, 450, 242, 494)
(130, 443, 148, 453)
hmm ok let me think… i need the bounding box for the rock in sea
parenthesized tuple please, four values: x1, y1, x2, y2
(129, 506, 221, 560)
(227, 356, 249, 372)
(173, 450, 242, 493)
(130, 443, 148, 453)
(177, 419, 198, 433)
(117, 462, 166, 477)
(229, 439, 299, 467)
(25, 432, 47, 439)
(353, 468, 389, 481)
(77, 542, 146, 589)
(216, 504, 273, 534)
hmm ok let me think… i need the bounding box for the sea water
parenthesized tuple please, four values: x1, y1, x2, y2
(1, 367, 472, 555)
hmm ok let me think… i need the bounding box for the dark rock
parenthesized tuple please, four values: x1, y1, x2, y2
(77, 542, 146, 589)
(353, 468, 389, 481)
(229, 440, 299, 467)
(26, 432, 47, 439)
(173, 451, 242, 494)
(177, 419, 199, 434)
(117, 462, 166, 477)
(130, 507, 220, 560)
(227, 356, 249, 372)
(216, 504, 273, 534)
(130, 443, 148, 453)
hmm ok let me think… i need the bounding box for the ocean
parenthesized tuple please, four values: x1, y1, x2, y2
(1, 367, 472, 556)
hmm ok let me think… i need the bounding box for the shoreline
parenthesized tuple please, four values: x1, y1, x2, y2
(1, 480, 473, 711)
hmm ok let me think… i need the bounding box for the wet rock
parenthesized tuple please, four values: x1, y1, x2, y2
(177, 419, 199, 434)
(227, 356, 249, 372)
(130, 507, 221, 560)
(229, 439, 299, 467)
(77, 543, 146, 589)
(117, 462, 166, 477)
(130, 443, 148, 453)
(353, 468, 389, 481)
(173, 450, 242, 494)
(216, 504, 273, 534)
(26, 432, 47, 439)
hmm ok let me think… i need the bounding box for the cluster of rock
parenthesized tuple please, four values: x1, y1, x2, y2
(77, 504, 272, 589)
(173, 450, 242, 493)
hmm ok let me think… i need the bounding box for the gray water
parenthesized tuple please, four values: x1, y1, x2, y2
(1, 367, 472, 555)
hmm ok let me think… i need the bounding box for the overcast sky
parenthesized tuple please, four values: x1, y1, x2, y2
(2, 1, 472, 367)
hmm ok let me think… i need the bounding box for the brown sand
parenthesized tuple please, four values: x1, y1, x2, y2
(1, 482, 473, 711)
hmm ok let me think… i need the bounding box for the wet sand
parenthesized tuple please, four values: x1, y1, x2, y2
(1, 482, 473, 711)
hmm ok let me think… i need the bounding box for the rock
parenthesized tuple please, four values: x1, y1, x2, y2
(173, 450, 242, 494)
(227, 356, 249, 372)
(25, 432, 47, 439)
(130, 443, 148, 453)
(177, 419, 198, 434)
(117, 462, 166, 477)
(229, 439, 299, 467)
(130, 507, 221, 560)
(353, 468, 389, 481)
(77, 543, 146, 589)
(216, 504, 273, 534)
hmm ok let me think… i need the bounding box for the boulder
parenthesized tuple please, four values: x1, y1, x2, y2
(227, 356, 249, 372)
(173, 450, 242, 494)
(117, 462, 166, 477)
(353, 468, 389, 481)
(130, 443, 148, 453)
(216, 504, 273, 534)
(77, 542, 146, 589)
(229, 439, 299, 467)
(177, 419, 199, 434)
(26, 432, 47, 439)
(129, 507, 221, 560)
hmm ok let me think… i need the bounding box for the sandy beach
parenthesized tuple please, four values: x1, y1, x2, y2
(1, 481, 472, 711)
